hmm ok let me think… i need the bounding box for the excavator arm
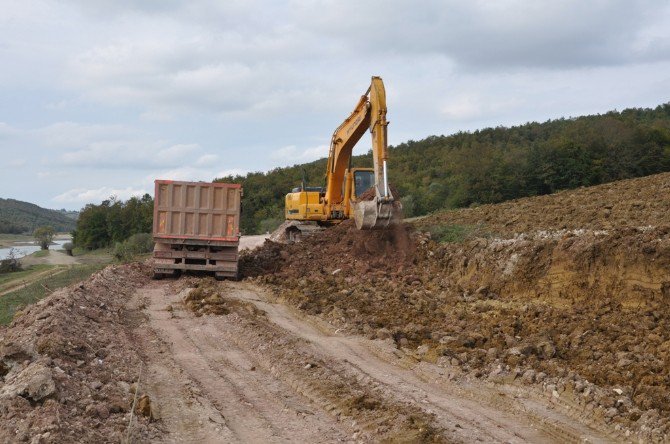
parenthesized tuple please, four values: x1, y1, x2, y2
(324, 76, 397, 229)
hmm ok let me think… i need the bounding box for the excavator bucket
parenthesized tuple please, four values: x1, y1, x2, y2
(354, 198, 401, 230)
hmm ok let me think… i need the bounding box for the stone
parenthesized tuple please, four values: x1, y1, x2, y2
(521, 369, 536, 383)
(0, 364, 56, 402)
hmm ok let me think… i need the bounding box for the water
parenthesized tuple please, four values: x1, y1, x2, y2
(0, 239, 70, 260)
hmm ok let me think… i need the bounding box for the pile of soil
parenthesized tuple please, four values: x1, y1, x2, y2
(244, 177, 670, 440)
(181, 278, 264, 318)
(241, 219, 414, 279)
(182, 280, 231, 316)
(356, 184, 400, 201)
(0, 264, 160, 443)
(417, 171, 670, 236)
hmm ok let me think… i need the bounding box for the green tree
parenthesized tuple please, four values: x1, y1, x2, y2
(73, 194, 154, 250)
(33, 225, 55, 250)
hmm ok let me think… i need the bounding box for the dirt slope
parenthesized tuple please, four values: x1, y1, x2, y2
(242, 172, 670, 442)
(0, 264, 160, 442)
(416, 171, 670, 236)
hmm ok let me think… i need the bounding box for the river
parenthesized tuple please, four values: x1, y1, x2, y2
(0, 239, 70, 261)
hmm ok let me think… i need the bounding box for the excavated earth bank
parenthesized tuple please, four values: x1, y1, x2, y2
(242, 172, 670, 442)
(0, 264, 160, 443)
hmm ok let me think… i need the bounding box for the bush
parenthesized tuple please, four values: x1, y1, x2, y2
(0, 248, 22, 274)
(62, 242, 74, 256)
(113, 233, 154, 261)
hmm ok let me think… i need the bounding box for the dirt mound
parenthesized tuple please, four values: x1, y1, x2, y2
(181, 278, 264, 318)
(356, 184, 400, 201)
(417, 171, 670, 237)
(241, 219, 415, 279)
(0, 263, 161, 442)
(244, 204, 670, 439)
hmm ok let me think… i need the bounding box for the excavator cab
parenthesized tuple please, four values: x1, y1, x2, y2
(353, 169, 375, 198)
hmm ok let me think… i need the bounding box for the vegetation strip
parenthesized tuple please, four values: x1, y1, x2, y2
(0, 264, 105, 325)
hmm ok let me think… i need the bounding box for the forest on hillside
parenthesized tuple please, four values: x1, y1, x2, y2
(217, 104, 670, 235)
(0, 198, 78, 234)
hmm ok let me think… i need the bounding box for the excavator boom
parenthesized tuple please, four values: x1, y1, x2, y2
(325, 76, 399, 229)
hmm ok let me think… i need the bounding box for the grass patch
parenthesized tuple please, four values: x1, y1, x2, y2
(0, 264, 105, 325)
(0, 264, 53, 287)
(424, 223, 490, 243)
(31, 249, 49, 258)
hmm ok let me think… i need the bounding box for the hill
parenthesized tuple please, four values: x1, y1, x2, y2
(217, 103, 670, 234)
(0, 198, 78, 233)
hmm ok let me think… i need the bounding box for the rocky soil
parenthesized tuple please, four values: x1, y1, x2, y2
(416, 171, 670, 236)
(0, 264, 160, 443)
(242, 172, 670, 442)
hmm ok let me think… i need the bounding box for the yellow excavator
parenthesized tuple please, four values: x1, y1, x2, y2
(284, 76, 400, 240)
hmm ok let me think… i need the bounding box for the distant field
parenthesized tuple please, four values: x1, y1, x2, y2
(0, 233, 33, 248)
(0, 264, 105, 325)
(0, 264, 53, 288)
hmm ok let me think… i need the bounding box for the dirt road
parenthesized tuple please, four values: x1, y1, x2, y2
(130, 278, 615, 443)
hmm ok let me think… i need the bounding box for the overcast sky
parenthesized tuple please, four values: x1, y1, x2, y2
(1, 0, 669, 210)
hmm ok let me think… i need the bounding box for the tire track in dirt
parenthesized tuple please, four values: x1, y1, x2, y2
(223, 281, 615, 443)
(135, 278, 618, 443)
(133, 283, 355, 443)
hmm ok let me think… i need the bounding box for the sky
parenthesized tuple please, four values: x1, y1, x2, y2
(1, 0, 669, 210)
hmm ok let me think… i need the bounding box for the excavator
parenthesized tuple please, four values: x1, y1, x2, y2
(284, 76, 400, 240)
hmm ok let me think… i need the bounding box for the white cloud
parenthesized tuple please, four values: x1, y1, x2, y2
(53, 186, 148, 204)
(194, 154, 219, 166)
(0, 122, 19, 139)
(8, 158, 27, 168)
(271, 144, 329, 164)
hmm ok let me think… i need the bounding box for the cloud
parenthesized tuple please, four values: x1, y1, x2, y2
(8, 158, 27, 168)
(53, 186, 148, 204)
(194, 154, 219, 166)
(271, 144, 329, 164)
(1, 0, 669, 211)
(294, 0, 670, 70)
(58, 141, 201, 169)
(0, 122, 19, 139)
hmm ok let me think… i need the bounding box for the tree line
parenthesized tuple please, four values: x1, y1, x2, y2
(70, 103, 670, 240)
(216, 103, 670, 234)
(73, 194, 153, 250)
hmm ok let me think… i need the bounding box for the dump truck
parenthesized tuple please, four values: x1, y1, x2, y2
(152, 180, 242, 280)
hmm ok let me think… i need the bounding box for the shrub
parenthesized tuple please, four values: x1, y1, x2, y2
(0, 248, 22, 274)
(113, 233, 154, 261)
(62, 242, 74, 256)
